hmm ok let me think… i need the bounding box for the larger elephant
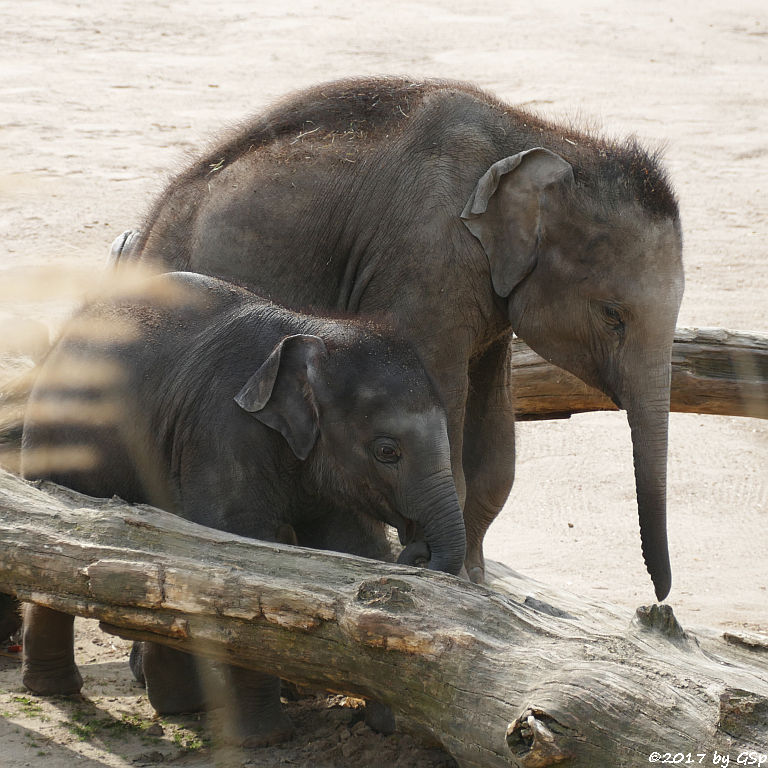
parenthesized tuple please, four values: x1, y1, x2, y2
(114, 77, 684, 600)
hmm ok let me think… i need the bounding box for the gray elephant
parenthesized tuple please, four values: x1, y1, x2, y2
(112, 77, 684, 601)
(20, 270, 464, 745)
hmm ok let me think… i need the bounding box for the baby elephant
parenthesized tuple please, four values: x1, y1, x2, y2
(21, 271, 464, 746)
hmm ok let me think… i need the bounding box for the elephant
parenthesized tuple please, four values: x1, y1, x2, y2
(20, 270, 465, 745)
(110, 77, 684, 601)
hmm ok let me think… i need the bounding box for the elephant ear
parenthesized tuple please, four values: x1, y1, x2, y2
(235, 334, 327, 461)
(461, 147, 574, 297)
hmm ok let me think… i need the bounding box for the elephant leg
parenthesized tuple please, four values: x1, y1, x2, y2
(138, 525, 300, 733)
(295, 508, 398, 732)
(22, 604, 83, 695)
(128, 641, 145, 684)
(140, 645, 293, 745)
(214, 668, 294, 747)
(141, 642, 205, 714)
(462, 333, 517, 584)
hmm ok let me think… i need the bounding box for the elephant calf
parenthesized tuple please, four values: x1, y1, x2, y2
(20, 270, 464, 746)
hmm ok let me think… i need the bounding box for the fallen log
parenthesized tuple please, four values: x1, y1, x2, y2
(0, 470, 766, 768)
(512, 327, 768, 420)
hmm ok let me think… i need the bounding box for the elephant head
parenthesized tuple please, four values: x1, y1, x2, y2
(235, 332, 466, 575)
(462, 147, 684, 601)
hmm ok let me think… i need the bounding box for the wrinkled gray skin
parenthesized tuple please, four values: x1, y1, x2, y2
(20, 271, 464, 746)
(112, 77, 684, 601)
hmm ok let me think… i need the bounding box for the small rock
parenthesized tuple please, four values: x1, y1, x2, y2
(145, 722, 164, 736)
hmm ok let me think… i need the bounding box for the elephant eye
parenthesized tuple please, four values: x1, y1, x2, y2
(373, 438, 401, 464)
(601, 303, 625, 333)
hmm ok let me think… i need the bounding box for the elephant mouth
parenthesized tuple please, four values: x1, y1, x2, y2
(397, 539, 431, 568)
(372, 509, 434, 563)
(395, 522, 450, 570)
(371, 507, 410, 546)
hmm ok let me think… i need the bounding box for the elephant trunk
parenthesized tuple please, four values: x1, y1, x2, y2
(406, 470, 466, 576)
(624, 362, 673, 602)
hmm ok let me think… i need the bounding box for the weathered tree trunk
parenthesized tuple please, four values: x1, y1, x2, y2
(0, 470, 766, 768)
(512, 327, 768, 420)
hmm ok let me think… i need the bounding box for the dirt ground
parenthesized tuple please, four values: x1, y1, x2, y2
(1, 1, 766, 766)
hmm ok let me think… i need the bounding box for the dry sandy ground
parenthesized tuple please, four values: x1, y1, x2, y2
(0, 1, 766, 766)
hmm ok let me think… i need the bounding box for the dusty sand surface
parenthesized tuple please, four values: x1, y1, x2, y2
(1, 1, 766, 766)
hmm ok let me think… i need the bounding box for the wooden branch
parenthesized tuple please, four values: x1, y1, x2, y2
(1, 470, 766, 767)
(512, 327, 768, 419)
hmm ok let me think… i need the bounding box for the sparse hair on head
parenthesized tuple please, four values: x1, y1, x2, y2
(502, 105, 679, 220)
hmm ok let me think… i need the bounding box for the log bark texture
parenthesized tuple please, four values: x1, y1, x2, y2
(512, 327, 768, 420)
(0, 469, 766, 768)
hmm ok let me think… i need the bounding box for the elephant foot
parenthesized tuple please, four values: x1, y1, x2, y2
(211, 694, 295, 748)
(142, 643, 206, 715)
(146, 677, 205, 715)
(219, 668, 294, 747)
(468, 565, 485, 584)
(22, 661, 83, 696)
(22, 605, 80, 695)
(465, 546, 486, 584)
(397, 540, 430, 568)
(147, 686, 206, 715)
(236, 714, 295, 748)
